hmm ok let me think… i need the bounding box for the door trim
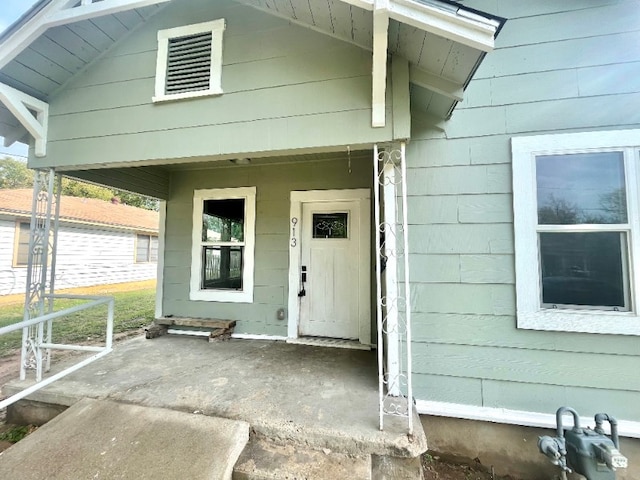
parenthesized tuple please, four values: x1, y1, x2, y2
(288, 189, 371, 344)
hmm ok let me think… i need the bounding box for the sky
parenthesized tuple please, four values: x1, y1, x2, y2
(0, 1, 37, 160)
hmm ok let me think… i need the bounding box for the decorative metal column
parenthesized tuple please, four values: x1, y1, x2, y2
(21, 168, 61, 381)
(373, 142, 414, 433)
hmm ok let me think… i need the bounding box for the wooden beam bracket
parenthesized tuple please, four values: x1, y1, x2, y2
(409, 65, 464, 102)
(0, 82, 48, 157)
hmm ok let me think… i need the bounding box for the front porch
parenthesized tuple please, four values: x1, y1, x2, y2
(4, 335, 426, 458)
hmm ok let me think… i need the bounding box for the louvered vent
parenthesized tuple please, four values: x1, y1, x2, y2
(165, 32, 213, 95)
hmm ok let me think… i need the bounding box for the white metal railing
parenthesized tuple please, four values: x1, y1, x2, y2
(0, 294, 114, 410)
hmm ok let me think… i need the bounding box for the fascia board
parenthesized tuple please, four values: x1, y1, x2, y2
(45, 0, 172, 28)
(389, 0, 497, 52)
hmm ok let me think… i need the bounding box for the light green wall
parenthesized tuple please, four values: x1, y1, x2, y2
(30, 0, 395, 171)
(408, 0, 640, 421)
(163, 156, 371, 335)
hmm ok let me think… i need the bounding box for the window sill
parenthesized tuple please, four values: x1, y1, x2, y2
(152, 89, 223, 104)
(518, 309, 640, 336)
(190, 289, 253, 303)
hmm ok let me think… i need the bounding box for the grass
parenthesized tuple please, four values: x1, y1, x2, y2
(0, 288, 156, 358)
(0, 425, 36, 443)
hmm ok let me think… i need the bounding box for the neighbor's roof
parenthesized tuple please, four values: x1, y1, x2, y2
(0, 189, 158, 232)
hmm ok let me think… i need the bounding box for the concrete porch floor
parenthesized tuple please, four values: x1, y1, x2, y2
(3, 335, 426, 458)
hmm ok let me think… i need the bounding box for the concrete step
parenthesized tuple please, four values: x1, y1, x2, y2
(233, 438, 372, 480)
(0, 398, 249, 480)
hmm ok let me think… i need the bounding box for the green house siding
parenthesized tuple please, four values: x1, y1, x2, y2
(162, 156, 371, 335)
(30, 0, 395, 171)
(408, 0, 640, 421)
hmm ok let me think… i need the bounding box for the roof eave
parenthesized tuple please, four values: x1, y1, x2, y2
(0, 0, 52, 44)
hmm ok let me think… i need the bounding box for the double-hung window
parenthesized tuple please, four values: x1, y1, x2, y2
(136, 234, 158, 263)
(13, 222, 32, 267)
(512, 129, 640, 335)
(190, 187, 256, 303)
(153, 19, 225, 102)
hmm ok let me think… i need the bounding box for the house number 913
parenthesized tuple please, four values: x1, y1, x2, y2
(291, 217, 298, 247)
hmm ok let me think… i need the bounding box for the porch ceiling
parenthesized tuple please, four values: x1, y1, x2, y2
(0, 0, 503, 149)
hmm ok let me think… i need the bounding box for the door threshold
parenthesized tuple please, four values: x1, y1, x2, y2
(287, 337, 372, 350)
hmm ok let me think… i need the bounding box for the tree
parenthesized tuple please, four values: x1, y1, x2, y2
(61, 178, 113, 201)
(538, 195, 579, 224)
(0, 157, 33, 189)
(115, 191, 159, 211)
(0, 156, 158, 210)
(598, 187, 627, 224)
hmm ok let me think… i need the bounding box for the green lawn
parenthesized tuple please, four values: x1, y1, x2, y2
(0, 289, 156, 358)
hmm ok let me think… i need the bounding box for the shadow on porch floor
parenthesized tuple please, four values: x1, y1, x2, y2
(3, 336, 426, 457)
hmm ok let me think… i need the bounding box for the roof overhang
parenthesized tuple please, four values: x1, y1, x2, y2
(0, 0, 505, 156)
(0, 0, 171, 71)
(235, 0, 505, 128)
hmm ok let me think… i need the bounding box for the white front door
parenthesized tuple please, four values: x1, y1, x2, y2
(298, 200, 367, 339)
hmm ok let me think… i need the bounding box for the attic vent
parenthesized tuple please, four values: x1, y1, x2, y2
(153, 19, 226, 103)
(166, 32, 212, 95)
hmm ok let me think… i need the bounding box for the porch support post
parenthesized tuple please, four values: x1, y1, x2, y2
(374, 142, 414, 434)
(382, 161, 400, 396)
(155, 201, 167, 319)
(21, 168, 61, 381)
(373, 144, 384, 430)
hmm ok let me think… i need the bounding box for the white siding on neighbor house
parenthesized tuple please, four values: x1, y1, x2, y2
(0, 219, 18, 295)
(0, 221, 157, 295)
(407, 0, 640, 422)
(54, 225, 157, 290)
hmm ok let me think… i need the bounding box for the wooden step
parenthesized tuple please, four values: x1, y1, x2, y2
(155, 317, 236, 329)
(146, 317, 236, 341)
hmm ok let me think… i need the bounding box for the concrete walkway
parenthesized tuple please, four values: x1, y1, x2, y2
(3, 336, 426, 458)
(0, 398, 249, 479)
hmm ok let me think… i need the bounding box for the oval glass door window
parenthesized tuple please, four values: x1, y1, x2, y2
(313, 213, 348, 239)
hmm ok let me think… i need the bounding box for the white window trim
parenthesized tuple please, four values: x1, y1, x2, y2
(153, 19, 225, 103)
(190, 187, 256, 303)
(512, 129, 640, 336)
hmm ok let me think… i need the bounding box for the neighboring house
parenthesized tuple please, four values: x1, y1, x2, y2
(0, 189, 159, 295)
(0, 0, 639, 468)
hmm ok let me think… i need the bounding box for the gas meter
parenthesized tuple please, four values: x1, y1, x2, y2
(538, 407, 628, 480)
